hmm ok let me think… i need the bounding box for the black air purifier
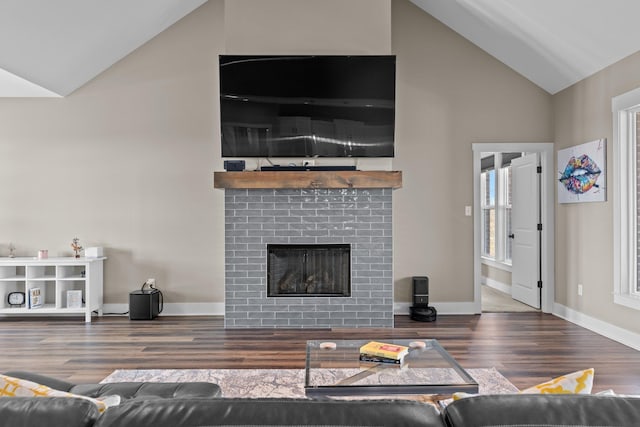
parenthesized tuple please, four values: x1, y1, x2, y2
(129, 288, 163, 320)
(410, 276, 437, 322)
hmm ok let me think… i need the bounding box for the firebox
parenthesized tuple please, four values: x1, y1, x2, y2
(267, 244, 351, 297)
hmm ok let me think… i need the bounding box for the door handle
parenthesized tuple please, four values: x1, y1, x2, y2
(508, 234, 515, 239)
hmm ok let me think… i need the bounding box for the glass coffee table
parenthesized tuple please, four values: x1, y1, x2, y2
(305, 339, 478, 397)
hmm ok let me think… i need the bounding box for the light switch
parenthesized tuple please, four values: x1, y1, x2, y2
(465, 206, 472, 216)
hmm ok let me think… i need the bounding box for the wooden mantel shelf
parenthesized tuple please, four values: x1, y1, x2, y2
(214, 170, 402, 189)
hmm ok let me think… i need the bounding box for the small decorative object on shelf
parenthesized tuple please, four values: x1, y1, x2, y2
(71, 237, 83, 258)
(8, 243, 15, 258)
(84, 247, 104, 258)
(7, 291, 25, 307)
(28, 288, 43, 309)
(66, 290, 83, 309)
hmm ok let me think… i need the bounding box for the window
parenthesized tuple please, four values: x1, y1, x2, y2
(481, 168, 496, 258)
(613, 88, 640, 310)
(480, 153, 519, 268)
(503, 165, 513, 263)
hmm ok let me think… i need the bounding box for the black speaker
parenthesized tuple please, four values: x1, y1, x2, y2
(224, 160, 245, 171)
(129, 289, 163, 320)
(412, 276, 429, 307)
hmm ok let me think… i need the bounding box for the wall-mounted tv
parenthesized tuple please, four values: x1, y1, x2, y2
(219, 55, 396, 158)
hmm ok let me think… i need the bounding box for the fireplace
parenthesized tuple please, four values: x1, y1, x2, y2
(267, 244, 351, 297)
(222, 187, 394, 328)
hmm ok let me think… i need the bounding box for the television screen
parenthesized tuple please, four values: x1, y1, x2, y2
(219, 55, 396, 158)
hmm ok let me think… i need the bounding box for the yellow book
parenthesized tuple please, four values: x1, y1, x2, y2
(359, 341, 408, 360)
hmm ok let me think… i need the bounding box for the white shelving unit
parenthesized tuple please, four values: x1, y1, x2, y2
(0, 257, 105, 322)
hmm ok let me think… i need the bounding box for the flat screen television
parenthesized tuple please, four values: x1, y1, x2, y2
(219, 55, 396, 158)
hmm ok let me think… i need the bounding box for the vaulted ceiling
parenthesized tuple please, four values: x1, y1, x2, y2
(410, 0, 640, 94)
(0, 0, 207, 97)
(2, 0, 640, 97)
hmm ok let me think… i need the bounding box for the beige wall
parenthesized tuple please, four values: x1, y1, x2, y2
(0, 0, 553, 309)
(0, 1, 226, 305)
(553, 50, 640, 334)
(224, 0, 391, 54)
(391, 0, 552, 303)
(482, 265, 512, 289)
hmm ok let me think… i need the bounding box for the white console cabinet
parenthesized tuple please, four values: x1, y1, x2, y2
(0, 257, 105, 322)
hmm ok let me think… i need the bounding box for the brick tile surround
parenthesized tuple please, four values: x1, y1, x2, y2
(224, 188, 393, 328)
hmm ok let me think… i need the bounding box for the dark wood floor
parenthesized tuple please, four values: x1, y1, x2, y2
(1, 313, 639, 394)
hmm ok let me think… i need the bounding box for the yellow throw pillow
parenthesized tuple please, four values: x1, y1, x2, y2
(0, 374, 118, 412)
(451, 392, 474, 401)
(452, 368, 595, 402)
(520, 368, 594, 394)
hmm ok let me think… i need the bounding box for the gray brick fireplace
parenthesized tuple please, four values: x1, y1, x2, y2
(223, 187, 393, 328)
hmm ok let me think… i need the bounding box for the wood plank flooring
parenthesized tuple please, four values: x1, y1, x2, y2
(1, 313, 639, 394)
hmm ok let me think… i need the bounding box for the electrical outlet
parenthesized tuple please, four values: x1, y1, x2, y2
(147, 278, 156, 286)
(465, 206, 472, 216)
(578, 284, 583, 296)
(303, 159, 315, 167)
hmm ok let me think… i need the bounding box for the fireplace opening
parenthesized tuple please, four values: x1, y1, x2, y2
(267, 244, 351, 297)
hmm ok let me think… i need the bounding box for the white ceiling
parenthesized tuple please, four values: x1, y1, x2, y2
(410, 0, 640, 94)
(0, 0, 207, 97)
(1, 0, 640, 97)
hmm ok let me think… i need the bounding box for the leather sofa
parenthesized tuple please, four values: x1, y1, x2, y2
(2, 370, 221, 401)
(0, 396, 443, 427)
(1, 372, 640, 426)
(2, 394, 640, 426)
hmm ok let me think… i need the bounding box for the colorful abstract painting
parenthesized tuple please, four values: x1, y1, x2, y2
(557, 138, 606, 203)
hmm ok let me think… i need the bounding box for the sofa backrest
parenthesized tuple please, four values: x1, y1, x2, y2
(0, 396, 100, 427)
(443, 394, 640, 426)
(94, 397, 445, 427)
(70, 381, 222, 399)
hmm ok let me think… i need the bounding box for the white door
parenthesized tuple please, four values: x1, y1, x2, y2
(510, 153, 541, 308)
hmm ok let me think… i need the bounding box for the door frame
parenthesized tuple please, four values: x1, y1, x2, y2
(472, 143, 555, 313)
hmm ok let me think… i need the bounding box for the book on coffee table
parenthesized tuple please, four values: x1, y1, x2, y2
(359, 341, 409, 360)
(359, 353, 405, 365)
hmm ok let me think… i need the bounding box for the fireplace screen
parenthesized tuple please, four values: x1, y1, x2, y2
(267, 244, 351, 297)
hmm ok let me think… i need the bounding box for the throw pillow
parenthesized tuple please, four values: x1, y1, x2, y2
(519, 368, 594, 394)
(0, 374, 119, 412)
(452, 368, 595, 401)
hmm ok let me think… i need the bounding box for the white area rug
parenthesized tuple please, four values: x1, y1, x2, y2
(101, 368, 518, 398)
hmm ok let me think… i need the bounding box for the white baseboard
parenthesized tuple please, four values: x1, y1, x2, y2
(102, 303, 225, 317)
(394, 301, 479, 315)
(108, 302, 479, 318)
(483, 277, 511, 294)
(108, 302, 480, 317)
(553, 303, 640, 351)
(107, 302, 478, 316)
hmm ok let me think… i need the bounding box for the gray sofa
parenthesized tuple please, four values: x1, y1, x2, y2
(2, 372, 640, 427)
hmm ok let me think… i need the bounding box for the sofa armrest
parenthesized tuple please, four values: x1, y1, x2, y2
(443, 394, 640, 427)
(3, 371, 75, 392)
(71, 382, 221, 399)
(0, 397, 99, 427)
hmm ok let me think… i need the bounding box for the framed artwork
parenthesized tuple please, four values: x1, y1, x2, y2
(557, 138, 606, 203)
